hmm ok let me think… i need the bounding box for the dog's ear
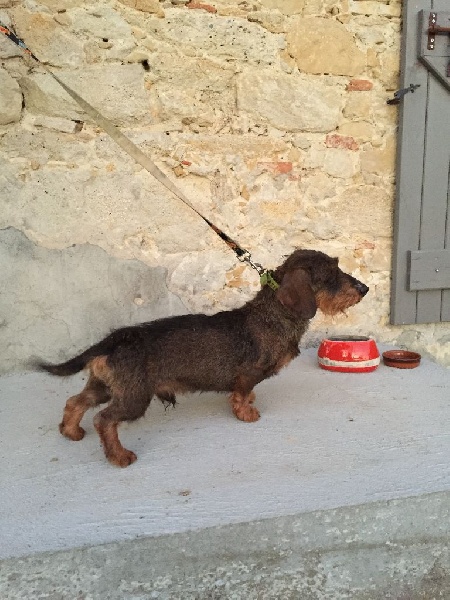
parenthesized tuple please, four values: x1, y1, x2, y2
(276, 269, 317, 318)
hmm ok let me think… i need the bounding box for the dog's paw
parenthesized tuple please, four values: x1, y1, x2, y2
(107, 448, 137, 468)
(59, 422, 86, 441)
(233, 405, 260, 423)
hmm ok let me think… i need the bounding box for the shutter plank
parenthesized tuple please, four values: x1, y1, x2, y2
(390, 0, 431, 325)
(416, 70, 450, 322)
(435, 0, 450, 322)
(443, 166, 450, 321)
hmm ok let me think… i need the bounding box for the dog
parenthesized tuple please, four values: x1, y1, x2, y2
(36, 249, 368, 467)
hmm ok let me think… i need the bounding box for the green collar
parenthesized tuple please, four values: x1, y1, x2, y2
(260, 270, 280, 291)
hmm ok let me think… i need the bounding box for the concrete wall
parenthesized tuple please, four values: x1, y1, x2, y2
(1, 0, 449, 371)
(0, 227, 187, 372)
(1, 491, 449, 599)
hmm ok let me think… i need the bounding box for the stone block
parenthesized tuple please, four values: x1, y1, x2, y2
(361, 138, 396, 175)
(69, 5, 132, 39)
(367, 48, 380, 68)
(33, 0, 82, 8)
(257, 161, 293, 175)
(337, 121, 375, 141)
(0, 127, 90, 165)
(355, 23, 386, 47)
(19, 64, 151, 126)
(325, 134, 359, 151)
(118, 0, 165, 15)
(346, 79, 373, 91)
(323, 148, 360, 178)
(26, 114, 83, 134)
(53, 12, 72, 26)
(302, 146, 325, 169)
(0, 11, 21, 59)
(186, 1, 217, 14)
(376, 50, 400, 89)
(237, 69, 343, 132)
(344, 93, 372, 119)
(260, 0, 305, 14)
(351, 1, 401, 18)
(149, 53, 235, 126)
(287, 17, 366, 76)
(303, 0, 350, 17)
(247, 11, 285, 33)
(169, 133, 289, 163)
(0, 68, 22, 125)
(9, 7, 84, 68)
(0, 160, 210, 256)
(292, 134, 312, 150)
(366, 241, 392, 272)
(148, 9, 282, 64)
(329, 185, 392, 237)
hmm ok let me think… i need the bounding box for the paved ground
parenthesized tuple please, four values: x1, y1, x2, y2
(1, 346, 449, 563)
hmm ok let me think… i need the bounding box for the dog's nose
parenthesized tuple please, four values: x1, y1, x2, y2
(356, 282, 369, 296)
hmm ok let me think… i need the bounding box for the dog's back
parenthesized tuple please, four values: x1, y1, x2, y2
(38, 309, 254, 386)
(106, 310, 258, 393)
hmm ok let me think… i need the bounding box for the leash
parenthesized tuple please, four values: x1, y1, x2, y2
(0, 22, 280, 291)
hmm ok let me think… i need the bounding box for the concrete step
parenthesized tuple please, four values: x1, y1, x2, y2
(1, 491, 449, 599)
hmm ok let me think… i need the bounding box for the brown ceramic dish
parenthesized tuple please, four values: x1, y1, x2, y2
(382, 350, 421, 369)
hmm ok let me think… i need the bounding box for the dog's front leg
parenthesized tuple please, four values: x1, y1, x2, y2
(230, 390, 260, 422)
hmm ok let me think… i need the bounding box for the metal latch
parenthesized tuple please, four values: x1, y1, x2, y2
(387, 84, 421, 105)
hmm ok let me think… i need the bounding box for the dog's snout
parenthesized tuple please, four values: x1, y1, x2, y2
(355, 281, 369, 297)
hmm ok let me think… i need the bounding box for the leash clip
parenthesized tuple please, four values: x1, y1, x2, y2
(237, 250, 264, 275)
(237, 251, 279, 290)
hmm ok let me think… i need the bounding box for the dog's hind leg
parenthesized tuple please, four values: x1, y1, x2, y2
(93, 388, 152, 467)
(60, 375, 111, 441)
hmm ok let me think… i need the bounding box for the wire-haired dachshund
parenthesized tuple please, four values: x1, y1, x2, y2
(37, 249, 369, 467)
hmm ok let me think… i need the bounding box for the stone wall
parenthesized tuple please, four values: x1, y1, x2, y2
(1, 0, 449, 370)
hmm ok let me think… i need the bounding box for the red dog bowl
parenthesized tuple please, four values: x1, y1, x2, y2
(318, 336, 380, 373)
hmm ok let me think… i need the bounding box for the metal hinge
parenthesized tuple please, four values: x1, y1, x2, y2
(419, 10, 450, 92)
(427, 11, 450, 50)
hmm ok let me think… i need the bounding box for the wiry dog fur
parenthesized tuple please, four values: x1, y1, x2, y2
(37, 249, 368, 467)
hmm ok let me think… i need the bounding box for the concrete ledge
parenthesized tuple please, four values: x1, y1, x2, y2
(1, 348, 450, 562)
(1, 491, 449, 599)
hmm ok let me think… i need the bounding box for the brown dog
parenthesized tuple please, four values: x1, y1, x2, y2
(37, 249, 368, 467)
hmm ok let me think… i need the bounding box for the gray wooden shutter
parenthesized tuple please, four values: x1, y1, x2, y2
(391, 0, 450, 325)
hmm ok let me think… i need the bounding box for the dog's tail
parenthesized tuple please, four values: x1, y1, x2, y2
(34, 352, 92, 376)
(31, 337, 117, 377)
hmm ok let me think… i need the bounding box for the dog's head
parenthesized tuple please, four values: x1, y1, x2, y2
(273, 249, 368, 319)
